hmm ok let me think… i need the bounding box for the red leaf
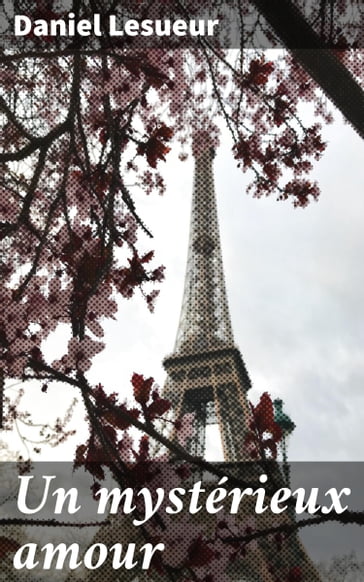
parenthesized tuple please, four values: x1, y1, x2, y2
(233, 138, 253, 169)
(246, 58, 274, 86)
(132, 373, 153, 405)
(151, 266, 165, 282)
(154, 125, 173, 141)
(147, 398, 171, 420)
(141, 250, 154, 263)
(188, 537, 215, 568)
(104, 406, 140, 430)
(254, 392, 275, 433)
(137, 124, 173, 168)
(94, 384, 118, 410)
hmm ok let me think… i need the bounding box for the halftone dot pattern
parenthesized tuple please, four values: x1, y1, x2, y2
(2, 2, 361, 581)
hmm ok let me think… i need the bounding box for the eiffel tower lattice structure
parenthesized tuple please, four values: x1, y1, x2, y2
(64, 148, 321, 582)
(162, 147, 252, 462)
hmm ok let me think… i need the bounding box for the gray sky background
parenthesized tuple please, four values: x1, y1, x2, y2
(3, 111, 364, 466)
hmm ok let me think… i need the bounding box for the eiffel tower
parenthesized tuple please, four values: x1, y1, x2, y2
(162, 147, 252, 462)
(63, 147, 321, 582)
